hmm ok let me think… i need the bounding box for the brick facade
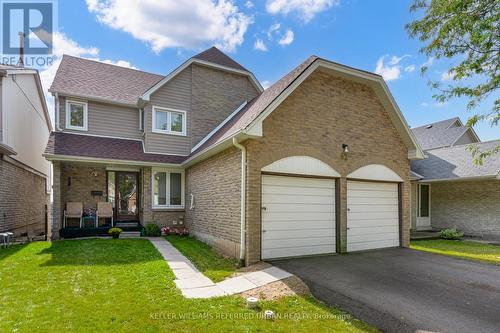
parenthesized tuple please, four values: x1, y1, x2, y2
(186, 70, 411, 264)
(0, 157, 49, 238)
(185, 147, 242, 257)
(430, 180, 500, 237)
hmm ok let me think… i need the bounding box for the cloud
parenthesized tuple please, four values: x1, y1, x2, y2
(267, 23, 281, 40)
(245, 1, 254, 8)
(278, 29, 294, 46)
(266, 0, 338, 22)
(404, 65, 415, 72)
(261, 80, 271, 89)
(388, 54, 410, 65)
(254, 39, 268, 51)
(420, 101, 449, 108)
(38, 32, 135, 124)
(441, 70, 456, 81)
(86, 0, 252, 53)
(420, 102, 429, 107)
(420, 57, 434, 69)
(374, 55, 402, 81)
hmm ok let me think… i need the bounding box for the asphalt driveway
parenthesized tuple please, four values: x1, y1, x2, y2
(273, 248, 500, 333)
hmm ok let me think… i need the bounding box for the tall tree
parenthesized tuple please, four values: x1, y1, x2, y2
(406, 0, 499, 164)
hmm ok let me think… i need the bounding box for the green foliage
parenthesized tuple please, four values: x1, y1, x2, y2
(144, 223, 161, 237)
(0, 239, 377, 332)
(439, 228, 464, 240)
(108, 227, 122, 235)
(406, 0, 499, 162)
(166, 235, 238, 282)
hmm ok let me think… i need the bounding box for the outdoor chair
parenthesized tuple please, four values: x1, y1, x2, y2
(64, 202, 83, 228)
(96, 202, 113, 227)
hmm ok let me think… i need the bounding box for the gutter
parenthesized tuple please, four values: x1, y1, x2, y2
(232, 137, 246, 266)
(55, 92, 62, 131)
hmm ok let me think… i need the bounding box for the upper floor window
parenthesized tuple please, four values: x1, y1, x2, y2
(152, 106, 186, 136)
(65, 100, 88, 131)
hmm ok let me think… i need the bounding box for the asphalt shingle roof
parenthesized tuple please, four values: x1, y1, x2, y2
(411, 117, 473, 150)
(411, 140, 500, 180)
(44, 132, 186, 164)
(192, 47, 249, 72)
(49, 55, 164, 105)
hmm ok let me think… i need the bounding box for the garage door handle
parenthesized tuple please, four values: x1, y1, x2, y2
(347, 227, 350, 230)
(262, 207, 267, 211)
(262, 230, 267, 233)
(347, 208, 351, 211)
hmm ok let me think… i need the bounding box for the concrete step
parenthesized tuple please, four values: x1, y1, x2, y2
(120, 231, 141, 238)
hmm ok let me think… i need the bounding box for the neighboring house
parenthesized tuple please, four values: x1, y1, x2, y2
(410, 117, 500, 238)
(45, 47, 426, 265)
(0, 64, 52, 239)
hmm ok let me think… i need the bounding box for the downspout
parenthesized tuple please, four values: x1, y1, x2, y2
(232, 137, 246, 266)
(54, 92, 62, 131)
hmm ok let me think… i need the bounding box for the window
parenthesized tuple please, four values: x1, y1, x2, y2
(139, 109, 144, 131)
(152, 169, 184, 208)
(65, 100, 88, 131)
(152, 106, 186, 136)
(419, 184, 430, 217)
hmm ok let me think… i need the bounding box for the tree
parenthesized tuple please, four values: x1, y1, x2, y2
(406, 0, 499, 164)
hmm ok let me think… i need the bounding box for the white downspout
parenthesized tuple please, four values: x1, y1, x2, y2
(232, 137, 246, 266)
(54, 92, 62, 131)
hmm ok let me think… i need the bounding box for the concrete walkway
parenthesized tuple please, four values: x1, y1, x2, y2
(148, 237, 292, 298)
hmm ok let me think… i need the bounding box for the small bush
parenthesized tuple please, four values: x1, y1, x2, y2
(440, 228, 464, 240)
(144, 223, 161, 237)
(108, 227, 122, 235)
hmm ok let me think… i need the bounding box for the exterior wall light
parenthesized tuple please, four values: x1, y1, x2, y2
(342, 144, 349, 153)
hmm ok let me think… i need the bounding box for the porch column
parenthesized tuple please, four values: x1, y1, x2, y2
(52, 161, 62, 240)
(338, 176, 348, 253)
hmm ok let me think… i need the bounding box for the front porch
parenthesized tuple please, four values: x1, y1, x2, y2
(51, 161, 186, 239)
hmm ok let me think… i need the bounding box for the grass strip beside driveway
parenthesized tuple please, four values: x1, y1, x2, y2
(166, 235, 238, 282)
(411, 239, 500, 265)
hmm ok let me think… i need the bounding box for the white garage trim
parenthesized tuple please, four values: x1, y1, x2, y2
(261, 174, 336, 259)
(348, 164, 403, 182)
(261, 156, 340, 178)
(347, 180, 401, 252)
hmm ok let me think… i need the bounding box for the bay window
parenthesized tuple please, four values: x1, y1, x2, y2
(152, 169, 184, 208)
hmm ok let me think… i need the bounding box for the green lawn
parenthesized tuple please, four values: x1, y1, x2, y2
(0, 239, 377, 333)
(166, 235, 238, 282)
(411, 239, 500, 265)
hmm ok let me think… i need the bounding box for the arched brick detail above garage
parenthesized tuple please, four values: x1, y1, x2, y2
(261, 156, 341, 178)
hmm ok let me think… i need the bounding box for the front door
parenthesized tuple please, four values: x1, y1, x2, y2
(115, 172, 139, 221)
(417, 184, 431, 230)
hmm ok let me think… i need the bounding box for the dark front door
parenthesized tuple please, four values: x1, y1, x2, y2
(115, 172, 139, 221)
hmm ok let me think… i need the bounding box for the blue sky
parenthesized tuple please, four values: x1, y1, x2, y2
(41, 0, 498, 140)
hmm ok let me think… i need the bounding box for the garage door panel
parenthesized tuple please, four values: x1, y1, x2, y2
(263, 193, 335, 205)
(264, 203, 335, 213)
(264, 220, 335, 231)
(262, 175, 336, 259)
(347, 180, 400, 252)
(262, 244, 335, 260)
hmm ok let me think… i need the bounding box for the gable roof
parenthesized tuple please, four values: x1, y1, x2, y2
(44, 132, 185, 165)
(411, 117, 480, 150)
(49, 55, 164, 106)
(192, 47, 248, 72)
(140, 47, 262, 101)
(187, 55, 425, 164)
(411, 140, 500, 181)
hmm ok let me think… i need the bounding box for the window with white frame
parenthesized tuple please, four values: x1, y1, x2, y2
(152, 106, 186, 136)
(152, 169, 184, 208)
(65, 100, 88, 131)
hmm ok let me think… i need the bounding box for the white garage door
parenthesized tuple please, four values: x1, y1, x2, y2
(347, 181, 400, 252)
(261, 175, 336, 259)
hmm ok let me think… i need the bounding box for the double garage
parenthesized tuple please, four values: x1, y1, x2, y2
(261, 157, 402, 260)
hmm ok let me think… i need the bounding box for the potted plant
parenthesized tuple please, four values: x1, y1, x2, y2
(108, 227, 123, 239)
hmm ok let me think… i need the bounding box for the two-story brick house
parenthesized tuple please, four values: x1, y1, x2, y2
(45, 47, 425, 265)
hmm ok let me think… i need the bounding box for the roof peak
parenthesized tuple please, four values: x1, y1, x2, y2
(412, 117, 461, 130)
(191, 46, 249, 72)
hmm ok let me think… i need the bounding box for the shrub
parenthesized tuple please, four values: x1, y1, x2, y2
(440, 228, 464, 240)
(108, 227, 122, 239)
(144, 223, 161, 237)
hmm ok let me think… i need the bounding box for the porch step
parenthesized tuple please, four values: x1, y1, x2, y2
(120, 231, 141, 238)
(115, 221, 141, 228)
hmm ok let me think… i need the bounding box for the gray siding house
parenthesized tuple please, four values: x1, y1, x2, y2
(410, 118, 500, 238)
(0, 65, 52, 240)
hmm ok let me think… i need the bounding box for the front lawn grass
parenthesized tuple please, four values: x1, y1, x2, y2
(166, 235, 238, 282)
(411, 239, 500, 265)
(0, 238, 377, 333)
